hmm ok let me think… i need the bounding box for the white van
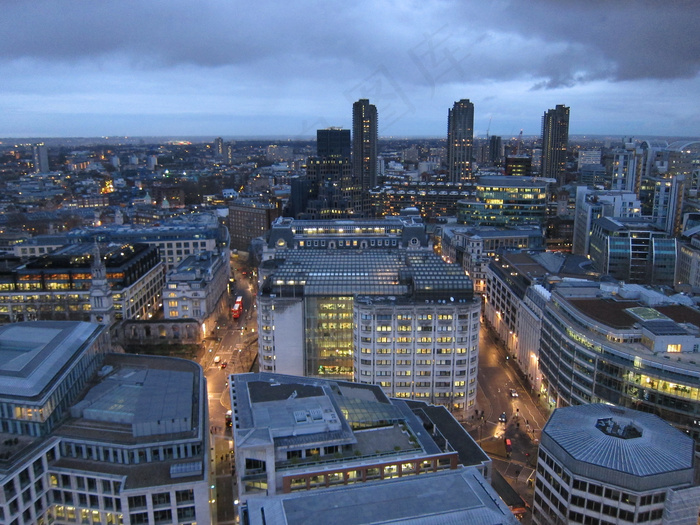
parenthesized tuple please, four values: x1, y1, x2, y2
(214, 356, 221, 364)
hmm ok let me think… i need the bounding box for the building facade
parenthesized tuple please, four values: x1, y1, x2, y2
(228, 199, 280, 252)
(588, 217, 676, 285)
(534, 404, 700, 525)
(541, 104, 569, 185)
(0, 322, 211, 525)
(67, 213, 229, 272)
(317, 128, 351, 159)
(163, 251, 229, 337)
(440, 225, 545, 294)
(572, 187, 642, 257)
(0, 243, 163, 324)
(231, 373, 492, 509)
(370, 182, 470, 219)
(352, 99, 378, 215)
(457, 176, 554, 227)
(447, 99, 475, 183)
(257, 215, 480, 411)
(539, 283, 700, 447)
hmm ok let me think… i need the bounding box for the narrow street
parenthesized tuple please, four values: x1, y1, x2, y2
(202, 261, 258, 524)
(460, 321, 552, 523)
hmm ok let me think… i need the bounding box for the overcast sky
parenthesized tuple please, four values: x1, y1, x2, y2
(2, 0, 699, 139)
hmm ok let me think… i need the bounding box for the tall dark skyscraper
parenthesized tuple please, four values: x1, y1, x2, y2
(352, 99, 378, 215)
(541, 104, 570, 185)
(447, 99, 474, 182)
(489, 135, 503, 165)
(317, 128, 351, 159)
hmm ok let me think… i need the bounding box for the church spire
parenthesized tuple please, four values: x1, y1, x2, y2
(90, 243, 114, 326)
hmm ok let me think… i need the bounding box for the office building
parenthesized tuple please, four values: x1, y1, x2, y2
(588, 217, 676, 285)
(244, 467, 518, 524)
(639, 174, 685, 237)
(504, 155, 532, 177)
(447, 99, 475, 183)
(483, 250, 596, 390)
(541, 104, 569, 185)
(538, 281, 700, 446)
(67, 213, 229, 272)
(572, 187, 642, 256)
(677, 234, 700, 288)
(534, 404, 700, 525)
(489, 135, 503, 165)
(213, 137, 224, 157)
(440, 225, 545, 294)
(32, 143, 50, 174)
(577, 149, 601, 170)
(317, 128, 351, 159)
(258, 215, 481, 410)
(0, 243, 163, 324)
(228, 199, 280, 252)
(163, 251, 229, 335)
(231, 373, 493, 508)
(457, 176, 554, 227)
(303, 157, 358, 218)
(370, 181, 469, 219)
(261, 212, 430, 261)
(609, 142, 642, 192)
(352, 99, 378, 215)
(0, 322, 211, 525)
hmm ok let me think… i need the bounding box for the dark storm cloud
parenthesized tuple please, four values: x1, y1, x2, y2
(494, 0, 700, 83)
(2, 0, 698, 88)
(1, 0, 699, 136)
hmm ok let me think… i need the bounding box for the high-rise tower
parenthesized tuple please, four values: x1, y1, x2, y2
(541, 104, 570, 185)
(352, 99, 378, 215)
(32, 143, 49, 173)
(213, 137, 224, 157)
(447, 99, 475, 182)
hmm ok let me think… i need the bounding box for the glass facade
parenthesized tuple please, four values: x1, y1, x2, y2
(539, 299, 700, 446)
(305, 296, 355, 378)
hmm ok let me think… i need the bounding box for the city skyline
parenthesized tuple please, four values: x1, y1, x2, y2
(1, 1, 700, 138)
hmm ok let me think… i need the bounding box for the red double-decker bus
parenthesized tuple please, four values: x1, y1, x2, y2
(232, 296, 243, 318)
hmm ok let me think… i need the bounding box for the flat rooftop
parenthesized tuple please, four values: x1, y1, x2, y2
(0, 321, 103, 400)
(245, 467, 518, 525)
(234, 374, 434, 461)
(56, 354, 201, 444)
(568, 298, 640, 329)
(262, 251, 473, 299)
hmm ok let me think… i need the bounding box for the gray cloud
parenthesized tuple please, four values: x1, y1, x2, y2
(3, 0, 698, 87)
(0, 0, 699, 136)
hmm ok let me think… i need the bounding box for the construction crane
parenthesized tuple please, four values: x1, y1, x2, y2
(515, 129, 523, 156)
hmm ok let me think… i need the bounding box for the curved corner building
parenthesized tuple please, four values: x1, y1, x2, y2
(539, 284, 700, 449)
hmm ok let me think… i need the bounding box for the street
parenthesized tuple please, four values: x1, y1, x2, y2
(461, 321, 551, 523)
(202, 260, 259, 524)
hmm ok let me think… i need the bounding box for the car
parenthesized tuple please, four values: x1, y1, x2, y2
(220, 362, 227, 369)
(213, 356, 221, 364)
(499, 412, 507, 423)
(509, 388, 519, 398)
